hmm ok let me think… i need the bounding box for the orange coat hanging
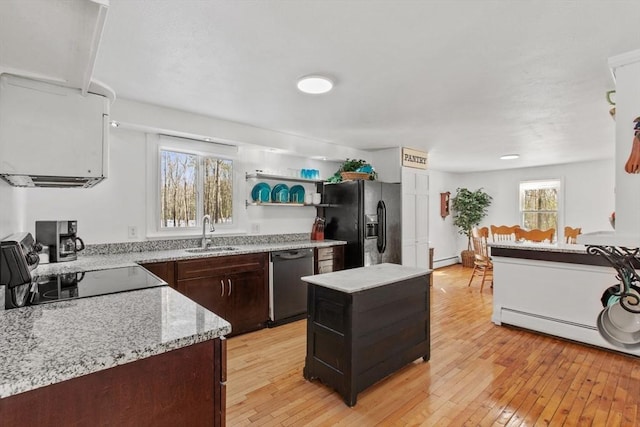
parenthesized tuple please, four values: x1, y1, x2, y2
(624, 117, 640, 173)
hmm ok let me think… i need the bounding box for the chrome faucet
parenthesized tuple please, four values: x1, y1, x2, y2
(202, 215, 215, 248)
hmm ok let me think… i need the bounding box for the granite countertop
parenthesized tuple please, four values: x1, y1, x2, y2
(34, 239, 346, 276)
(0, 286, 231, 398)
(489, 241, 588, 254)
(301, 263, 430, 293)
(1, 236, 344, 398)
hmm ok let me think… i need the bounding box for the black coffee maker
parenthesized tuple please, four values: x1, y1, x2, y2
(36, 220, 85, 263)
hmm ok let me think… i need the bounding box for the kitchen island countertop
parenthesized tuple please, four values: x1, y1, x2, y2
(302, 263, 430, 293)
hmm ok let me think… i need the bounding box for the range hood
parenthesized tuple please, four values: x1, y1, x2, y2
(0, 74, 110, 188)
(579, 49, 640, 248)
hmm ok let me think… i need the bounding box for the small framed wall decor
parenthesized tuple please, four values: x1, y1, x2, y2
(440, 192, 450, 218)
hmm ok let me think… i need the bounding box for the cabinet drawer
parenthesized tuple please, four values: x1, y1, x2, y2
(317, 260, 334, 274)
(317, 247, 336, 261)
(177, 253, 267, 280)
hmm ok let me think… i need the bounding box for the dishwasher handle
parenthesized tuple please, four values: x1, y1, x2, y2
(271, 249, 313, 262)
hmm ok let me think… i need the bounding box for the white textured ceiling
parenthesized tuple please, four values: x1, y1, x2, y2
(3, 1, 640, 172)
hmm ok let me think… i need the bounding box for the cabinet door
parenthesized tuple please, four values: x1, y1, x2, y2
(177, 276, 228, 319)
(140, 261, 176, 288)
(227, 270, 268, 336)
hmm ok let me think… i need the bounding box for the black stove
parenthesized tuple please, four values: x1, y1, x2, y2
(5, 265, 166, 309)
(2, 232, 166, 309)
(29, 266, 166, 305)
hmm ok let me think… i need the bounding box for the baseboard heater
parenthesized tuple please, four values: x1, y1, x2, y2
(499, 308, 640, 356)
(501, 308, 596, 330)
(434, 256, 459, 269)
(436, 256, 459, 263)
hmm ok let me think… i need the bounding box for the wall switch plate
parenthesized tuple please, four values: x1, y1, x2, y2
(128, 226, 138, 239)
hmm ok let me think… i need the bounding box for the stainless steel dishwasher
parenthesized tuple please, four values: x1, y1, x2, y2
(269, 248, 314, 326)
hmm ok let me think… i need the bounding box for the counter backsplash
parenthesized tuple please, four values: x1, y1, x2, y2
(82, 233, 312, 255)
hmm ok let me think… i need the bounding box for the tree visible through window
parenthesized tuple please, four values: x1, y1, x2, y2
(204, 158, 233, 224)
(160, 149, 233, 228)
(519, 180, 560, 231)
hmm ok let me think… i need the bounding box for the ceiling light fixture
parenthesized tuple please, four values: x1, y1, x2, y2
(204, 137, 212, 142)
(297, 75, 334, 94)
(500, 154, 520, 160)
(110, 121, 119, 128)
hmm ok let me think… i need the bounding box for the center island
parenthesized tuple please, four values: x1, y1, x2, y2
(301, 263, 431, 406)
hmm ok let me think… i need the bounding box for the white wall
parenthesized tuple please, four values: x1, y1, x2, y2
(242, 148, 340, 235)
(0, 94, 616, 253)
(0, 180, 20, 238)
(11, 127, 341, 244)
(427, 169, 461, 267)
(16, 128, 147, 243)
(453, 159, 615, 253)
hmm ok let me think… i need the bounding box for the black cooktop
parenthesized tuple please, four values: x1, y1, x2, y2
(5, 266, 166, 309)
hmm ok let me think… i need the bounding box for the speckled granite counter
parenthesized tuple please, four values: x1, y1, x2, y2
(0, 286, 231, 398)
(301, 263, 430, 293)
(34, 239, 346, 276)
(489, 241, 587, 254)
(1, 236, 343, 398)
(488, 241, 611, 267)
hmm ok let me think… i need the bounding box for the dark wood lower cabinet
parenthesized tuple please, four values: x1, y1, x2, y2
(176, 253, 269, 337)
(303, 275, 430, 406)
(140, 260, 177, 288)
(0, 338, 226, 427)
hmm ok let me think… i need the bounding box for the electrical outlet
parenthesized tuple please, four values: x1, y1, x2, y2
(128, 226, 138, 239)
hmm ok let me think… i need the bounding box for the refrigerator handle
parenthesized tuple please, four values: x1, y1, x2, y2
(377, 200, 387, 253)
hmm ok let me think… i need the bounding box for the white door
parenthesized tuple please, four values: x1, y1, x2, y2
(402, 167, 429, 267)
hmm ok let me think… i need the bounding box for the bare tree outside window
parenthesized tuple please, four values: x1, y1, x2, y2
(204, 157, 233, 224)
(520, 180, 560, 231)
(160, 149, 233, 228)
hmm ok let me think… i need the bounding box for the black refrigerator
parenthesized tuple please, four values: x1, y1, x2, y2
(323, 180, 401, 269)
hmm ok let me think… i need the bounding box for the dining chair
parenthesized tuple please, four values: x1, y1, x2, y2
(468, 231, 493, 291)
(490, 225, 521, 242)
(564, 226, 582, 244)
(473, 226, 490, 239)
(515, 228, 555, 243)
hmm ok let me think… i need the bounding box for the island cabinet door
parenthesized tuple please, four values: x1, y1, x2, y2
(177, 275, 228, 319)
(226, 269, 269, 336)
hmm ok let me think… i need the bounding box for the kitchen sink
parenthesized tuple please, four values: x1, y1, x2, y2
(185, 246, 238, 253)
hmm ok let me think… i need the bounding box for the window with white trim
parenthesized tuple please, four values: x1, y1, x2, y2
(519, 179, 560, 231)
(151, 135, 237, 233)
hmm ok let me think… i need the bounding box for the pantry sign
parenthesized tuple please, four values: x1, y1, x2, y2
(402, 147, 428, 170)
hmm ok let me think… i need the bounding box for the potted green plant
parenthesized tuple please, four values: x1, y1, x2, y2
(327, 159, 378, 182)
(451, 187, 492, 267)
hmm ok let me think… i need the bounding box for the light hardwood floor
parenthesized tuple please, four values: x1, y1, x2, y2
(226, 264, 640, 426)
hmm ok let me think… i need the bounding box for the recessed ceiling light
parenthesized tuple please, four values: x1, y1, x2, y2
(204, 137, 212, 142)
(500, 154, 520, 160)
(297, 75, 334, 94)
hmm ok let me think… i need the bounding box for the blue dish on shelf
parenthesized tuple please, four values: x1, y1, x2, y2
(271, 183, 290, 203)
(251, 182, 271, 203)
(289, 185, 305, 204)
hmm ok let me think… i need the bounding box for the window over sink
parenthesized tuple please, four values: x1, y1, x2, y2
(147, 135, 238, 236)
